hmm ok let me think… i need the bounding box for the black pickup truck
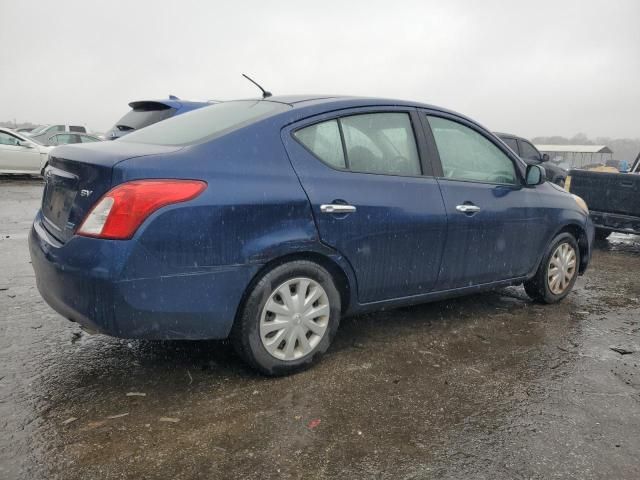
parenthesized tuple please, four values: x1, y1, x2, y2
(567, 154, 640, 240)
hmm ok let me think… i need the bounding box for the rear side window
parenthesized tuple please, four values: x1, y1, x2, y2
(294, 112, 421, 176)
(121, 101, 290, 146)
(428, 116, 517, 185)
(294, 120, 345, 169)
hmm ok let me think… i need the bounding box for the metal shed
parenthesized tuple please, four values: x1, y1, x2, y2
(534, 144, 614, 169)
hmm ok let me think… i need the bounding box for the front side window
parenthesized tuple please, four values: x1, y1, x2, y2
(428, 116, 517, 185)
(519, 140, 540, 160)
(0, 132, 20, 146)
(294, 112, 421, 176)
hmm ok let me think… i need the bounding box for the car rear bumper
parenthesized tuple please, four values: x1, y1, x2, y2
(590, 210, 640, 235)
(29, 213, 260, 340)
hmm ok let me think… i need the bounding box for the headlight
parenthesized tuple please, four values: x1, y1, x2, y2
(572, 194, 588, 214)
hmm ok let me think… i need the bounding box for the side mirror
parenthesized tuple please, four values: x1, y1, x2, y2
(17, 140, 34, 149)
(541, 153, 550, 162)
(526, 164, 545, 186)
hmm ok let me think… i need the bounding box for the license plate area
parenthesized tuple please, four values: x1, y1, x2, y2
(42, 166, 79, 239)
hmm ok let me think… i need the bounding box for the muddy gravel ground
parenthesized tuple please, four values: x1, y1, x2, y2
(0, 177, 639, 480)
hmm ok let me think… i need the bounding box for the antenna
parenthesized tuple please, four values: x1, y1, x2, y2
(242, 74, 272, 99)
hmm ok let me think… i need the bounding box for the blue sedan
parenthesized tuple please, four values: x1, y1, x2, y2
(29, 95, 594, 375)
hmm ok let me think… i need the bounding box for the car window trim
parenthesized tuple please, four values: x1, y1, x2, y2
(289, 107, 436, 179)
(420, 110, 526, 186)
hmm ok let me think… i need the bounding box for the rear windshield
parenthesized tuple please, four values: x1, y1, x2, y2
(119, 100, 290, 146)
(113, 105, 176, 132)
(29, 125, 50, 135)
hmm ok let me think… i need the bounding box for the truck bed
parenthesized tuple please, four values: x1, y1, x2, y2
(568, 169, 640, 218)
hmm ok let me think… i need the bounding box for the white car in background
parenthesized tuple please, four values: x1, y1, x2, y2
(0, 127, 53, 175)
(27, 124, 88, 144)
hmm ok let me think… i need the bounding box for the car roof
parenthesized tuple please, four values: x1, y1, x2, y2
(246, 94, 487, 129)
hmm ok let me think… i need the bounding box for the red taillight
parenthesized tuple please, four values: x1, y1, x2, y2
(77, 179, 207, 240)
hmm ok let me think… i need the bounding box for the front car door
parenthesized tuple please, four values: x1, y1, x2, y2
(0, 131, 41, 173)
(283, 107, 448, 303)
(422, 113, 547, 289)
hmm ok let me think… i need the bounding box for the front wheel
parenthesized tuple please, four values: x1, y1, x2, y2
(232, 260, 341, 376)
(524, 233, 580, 304)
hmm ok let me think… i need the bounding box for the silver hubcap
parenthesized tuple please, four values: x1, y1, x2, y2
(547, 242, 577, 295)
(259, 278, 330, 361)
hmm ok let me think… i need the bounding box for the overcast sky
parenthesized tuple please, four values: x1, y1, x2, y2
(1, 0, 639, 138)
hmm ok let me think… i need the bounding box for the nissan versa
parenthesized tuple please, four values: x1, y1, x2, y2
(29, 96, 595, 375)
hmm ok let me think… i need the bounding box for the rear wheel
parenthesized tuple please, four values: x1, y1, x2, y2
(232, 260, 341, 376)
(524, 233, 580, 304)
(595, 228, 612, 241)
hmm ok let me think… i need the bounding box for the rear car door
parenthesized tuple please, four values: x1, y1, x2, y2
(423, 113, 546, 289)
(282, 107, 448, 303)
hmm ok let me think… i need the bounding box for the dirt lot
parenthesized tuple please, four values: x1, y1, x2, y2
(0, 177, 639, 479)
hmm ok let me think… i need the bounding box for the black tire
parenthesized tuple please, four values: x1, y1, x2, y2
(524, 233, 580, 304)
(231, 260, 341, 376)
(595, 228, 612, 241)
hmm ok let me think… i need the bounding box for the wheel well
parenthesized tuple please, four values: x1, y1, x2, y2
(557, 224, 589, 274)
(234, 252, 352, 323)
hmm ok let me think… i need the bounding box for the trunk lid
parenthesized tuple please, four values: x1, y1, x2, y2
(41, 141, 181, 243)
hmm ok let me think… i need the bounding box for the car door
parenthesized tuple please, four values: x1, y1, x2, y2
(282, 108, 448, 303)
(423, 113, 546, 289)
(0, 131, 41, 172)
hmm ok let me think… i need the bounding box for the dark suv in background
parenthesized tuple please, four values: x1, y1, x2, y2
(496, 132, 567, 186)
(105, 96, 211, 140)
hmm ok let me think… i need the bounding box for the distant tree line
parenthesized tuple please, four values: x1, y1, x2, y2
(532, 133, 640, 162)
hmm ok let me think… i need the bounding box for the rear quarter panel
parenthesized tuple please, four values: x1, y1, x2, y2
(112, 119, 321, 280)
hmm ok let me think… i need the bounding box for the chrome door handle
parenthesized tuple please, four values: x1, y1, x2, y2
(456, 204, 481, 213)
(320, 204, 357, 214)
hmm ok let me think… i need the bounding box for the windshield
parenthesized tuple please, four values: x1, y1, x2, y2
(29, 124, 50, 135)
(120, 100, 291, 146)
